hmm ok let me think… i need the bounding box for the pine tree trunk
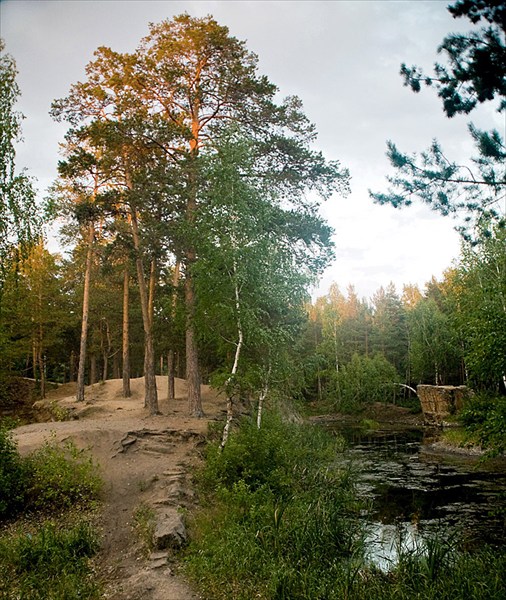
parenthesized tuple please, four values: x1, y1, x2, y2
(167, 350, 175, 400)
(90, 353, 97, 386)
(131, 211, 159, 415)
(122, 267, 131, 397)
(167, 260, 180, 402)
(185, 273, 203, 416)
(76, 221, 94, 402)
(185, 129, 203, 417)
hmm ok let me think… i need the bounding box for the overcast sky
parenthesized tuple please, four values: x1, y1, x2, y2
(1, 0, 502, 300)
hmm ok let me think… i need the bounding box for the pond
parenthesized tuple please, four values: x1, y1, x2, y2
(326, 424, 506, 570)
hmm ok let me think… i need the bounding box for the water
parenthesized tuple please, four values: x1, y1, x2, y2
(327, 424, 506, 569)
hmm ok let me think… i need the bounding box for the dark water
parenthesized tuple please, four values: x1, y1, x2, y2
(326, 424, 506, 568)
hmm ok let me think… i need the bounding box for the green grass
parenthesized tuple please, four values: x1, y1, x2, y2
(0, 426, 103, 598)
(184, 412, 506, 600)
(0, 518, 101, 600)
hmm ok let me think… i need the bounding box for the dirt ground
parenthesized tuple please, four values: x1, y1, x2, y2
(13, 376, 228, 600)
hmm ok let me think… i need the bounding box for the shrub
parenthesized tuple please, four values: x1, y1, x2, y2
(0, 426, 28, 519)
(24, 437, 102, 512)
(460, 393, 506, 456)
(335, 353, 400, 412)
(185, 412, 365, 599)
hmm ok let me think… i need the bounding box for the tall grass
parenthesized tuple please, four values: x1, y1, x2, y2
(185, 413, 367, 599)
(0, 426, 103, 599)
(184, 413, 506, 600)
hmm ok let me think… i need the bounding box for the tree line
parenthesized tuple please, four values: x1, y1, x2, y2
(0, 1, 504, 422)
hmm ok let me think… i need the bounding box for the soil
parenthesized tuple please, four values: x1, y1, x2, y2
(13, 376, 228, 600)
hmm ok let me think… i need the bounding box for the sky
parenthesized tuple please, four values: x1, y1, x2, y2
(1, 0, 502, 300)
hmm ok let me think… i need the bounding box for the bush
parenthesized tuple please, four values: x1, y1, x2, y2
(0, 426, 28, 519)
(335, 353, 400, 412)
(460, 394, 506, 456)
(24, 437, 102, 512)
(185, 413, 365, 599)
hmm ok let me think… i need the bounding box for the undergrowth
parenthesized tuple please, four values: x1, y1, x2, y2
(184, 412, 506, 600)
(0, 425, 103, 599)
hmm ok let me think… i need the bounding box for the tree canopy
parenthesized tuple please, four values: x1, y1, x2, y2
(370, 0, 505, 238)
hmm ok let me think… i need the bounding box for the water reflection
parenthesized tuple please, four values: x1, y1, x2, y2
(326, 424, 506, 565)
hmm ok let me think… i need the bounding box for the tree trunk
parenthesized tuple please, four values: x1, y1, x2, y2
(76, 221, 94, 402)
(184, 125, 203, 417)
(167, 260, 180, 402)
(186, 273, 203, 416)
(90, 353, 97, 386)
(122, 267, 131, 397)
(167, 350, 175, 400)
(221, 262, 243, 449)
(130, 210, 159, 415)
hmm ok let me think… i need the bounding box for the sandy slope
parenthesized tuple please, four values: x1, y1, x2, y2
(13, 376, 227, 600)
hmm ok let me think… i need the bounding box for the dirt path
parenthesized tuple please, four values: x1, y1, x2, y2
(13, 376, 227, 600)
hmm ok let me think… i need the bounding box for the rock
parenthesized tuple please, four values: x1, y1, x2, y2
(417, 385, 473, 425)
(153, 508, 187, 550)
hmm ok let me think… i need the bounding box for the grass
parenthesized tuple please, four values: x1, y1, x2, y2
(133, 503, 156, 555)
(0, 425, 103, 599)
(0, 518, 101, 600)
(184, 411, 506, 600)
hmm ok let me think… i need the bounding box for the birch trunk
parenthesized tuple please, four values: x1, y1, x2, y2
(257, 372, 270, 430)
(76, 221, 95, 402)
(221, 262, 243, 450)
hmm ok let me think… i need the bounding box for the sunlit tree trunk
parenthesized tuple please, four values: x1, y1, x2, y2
(186, 144, 203, 417)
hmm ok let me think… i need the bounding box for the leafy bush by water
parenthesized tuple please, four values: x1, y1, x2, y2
(185, 413, 506, 600)
(460, 393, 506, 456)
(185, 413, 366, 599)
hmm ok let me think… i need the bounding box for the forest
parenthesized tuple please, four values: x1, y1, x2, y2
(0, 1, 505, 597)
(1, 5, 505, 429)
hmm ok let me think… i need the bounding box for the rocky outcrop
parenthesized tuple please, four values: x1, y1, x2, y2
(417, 385, 472, 425)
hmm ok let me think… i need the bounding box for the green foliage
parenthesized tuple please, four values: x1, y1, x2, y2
(0, 427, 28, 518)
(361, 544, 506, 600)
(0, 40, 39, 278)
(371, 0, 506, 238)
(0, 434, 102, 520)
(0, 519, 101, 599)
(185, 413, 365, 600)
(451, 225, 506, 389)
(459, 393, 506, 456)
(335, 354, 400, 413)
(24, 438, 102, 512)
(199, 413, 344, 496)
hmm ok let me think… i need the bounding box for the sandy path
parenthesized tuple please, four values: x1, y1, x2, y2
(13, 376, 226, 600)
